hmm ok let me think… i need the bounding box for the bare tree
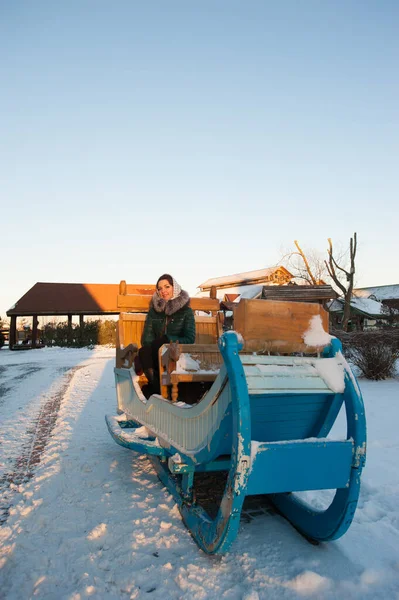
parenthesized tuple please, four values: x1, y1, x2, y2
(325, 232, 357, 332)
(280, 241, 328, 285)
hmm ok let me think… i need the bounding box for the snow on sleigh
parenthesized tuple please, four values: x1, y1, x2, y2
(106, 289, 367, 554)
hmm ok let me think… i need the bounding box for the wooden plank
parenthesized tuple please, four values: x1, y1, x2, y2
(177, 343, 220, 353)
(120, 312, 147, 321)
(251, 407, 326, 419)
(234, 299, 329, 353)
(170, 373, 218, 383)
(250, 398, 328, 414)
(249, 388, 333, 396)
(249, 395, 328, 408)
(247, 439, 352, 494)
(195, 320, 218, 344)
(243, 365, 319, 377)
(262, 285, 337, 302)
(252, 421, 320, 436)
(195, 316, 217, 324)
(249, 393, 332, 441)
(119, 313, 145, 349)
(118, 295, 152, 311)
(117, 294, 220, 312)
(246, 376, 330, 391)
(240, 355, 319, 365)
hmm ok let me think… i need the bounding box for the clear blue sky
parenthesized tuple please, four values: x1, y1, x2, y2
(1, 1, 398, 316)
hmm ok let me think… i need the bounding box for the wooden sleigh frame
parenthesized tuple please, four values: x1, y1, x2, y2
(108, 288, 367, 554)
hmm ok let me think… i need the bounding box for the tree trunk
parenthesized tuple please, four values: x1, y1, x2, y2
(325, 233, 357, 332)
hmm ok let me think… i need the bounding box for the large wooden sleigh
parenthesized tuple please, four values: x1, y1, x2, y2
(106, 284, 367, 554)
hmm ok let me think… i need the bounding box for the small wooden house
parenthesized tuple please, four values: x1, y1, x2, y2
(353, 284, 399, 312)
(329, 297, 389, 331)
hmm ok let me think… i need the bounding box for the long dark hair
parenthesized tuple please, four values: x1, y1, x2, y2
(156, 274, 173, 289)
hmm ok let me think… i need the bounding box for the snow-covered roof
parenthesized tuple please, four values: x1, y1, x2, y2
(234, 284, 264, 300)
(354, 284, 399, 300)
(198, 266, 292, 290)
(350, 297, 385, 316)
(329, 297, 385, 317)
(328, 299, 343, 313)
(195, 284, 263, 301)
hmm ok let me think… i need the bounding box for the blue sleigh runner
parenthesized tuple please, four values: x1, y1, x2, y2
(106, 290, 366, 554)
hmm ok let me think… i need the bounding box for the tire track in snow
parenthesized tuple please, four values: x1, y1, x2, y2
(0, 365, 85, 525)
(0, 365, 44, 407)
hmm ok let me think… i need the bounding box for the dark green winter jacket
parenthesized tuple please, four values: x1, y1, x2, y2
(141, 290, 196, 346)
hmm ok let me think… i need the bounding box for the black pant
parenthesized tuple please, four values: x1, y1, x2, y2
(138, 336, 167, 397)
(138, 336, 167, 372)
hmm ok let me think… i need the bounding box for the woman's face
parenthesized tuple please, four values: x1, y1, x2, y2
(157, 279, 174, 301)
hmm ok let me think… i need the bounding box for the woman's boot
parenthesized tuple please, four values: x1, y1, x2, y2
(144, 368, 155, 385)
(145, 368, 161, 395)
(142, 368, 157, 399)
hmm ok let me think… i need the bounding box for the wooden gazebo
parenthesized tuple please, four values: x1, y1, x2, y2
(6, 282, 154, 350)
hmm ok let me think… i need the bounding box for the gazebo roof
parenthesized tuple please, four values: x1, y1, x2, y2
(7, 282, 154, 316)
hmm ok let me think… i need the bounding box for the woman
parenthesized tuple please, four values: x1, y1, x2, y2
(137, 274, 196, 397)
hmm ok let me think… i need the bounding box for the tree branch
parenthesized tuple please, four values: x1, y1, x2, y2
(326, 239, 347, 295)
(294, 240, 318, 285)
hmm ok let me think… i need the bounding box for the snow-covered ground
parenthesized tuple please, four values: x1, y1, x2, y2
(0, 346, 398, 599)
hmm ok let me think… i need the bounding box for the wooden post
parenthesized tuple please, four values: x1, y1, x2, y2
(32, 315, 38, 347)
(67, 314, 73, 344)
(78, 314, 84, 345)
(9, 315, 17, 349)
(119, 280, 127, 295)
(210, 286, 217, 300)
(171, 382, 179, 402)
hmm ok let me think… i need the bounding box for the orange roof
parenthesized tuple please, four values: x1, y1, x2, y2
(224, 294, 240, 302)
(7, 282, 155, 316)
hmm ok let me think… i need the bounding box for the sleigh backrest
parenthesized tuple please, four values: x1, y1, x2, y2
(234, 299, 330, 354)
(117, 311, 223, 350)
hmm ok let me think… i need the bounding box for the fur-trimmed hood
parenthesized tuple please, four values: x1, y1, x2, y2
(151, 289, 190, 316)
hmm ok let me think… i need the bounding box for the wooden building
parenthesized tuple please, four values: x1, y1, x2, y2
(197, 266, 295, 329)
(328, 297, 389, 331)
(198, 266, 293, 295)
(6, 282, 154, 350)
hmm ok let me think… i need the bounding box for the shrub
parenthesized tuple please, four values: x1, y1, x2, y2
(41, 319, 116, 348)
(348, 345, 397, 380)
(43, 323, 57, 346)
(75, 321, 99, 347)
(333, 329, 399, 380)
(98, 319, 116, 345)
(0, 317, 6, 348)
